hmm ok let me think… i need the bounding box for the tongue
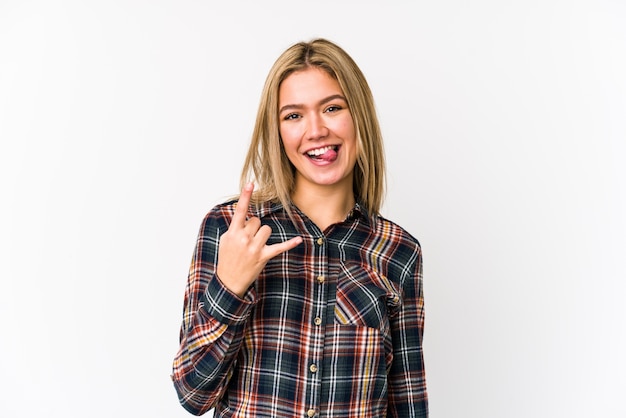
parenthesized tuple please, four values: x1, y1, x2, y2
(319, 149, 337, 161)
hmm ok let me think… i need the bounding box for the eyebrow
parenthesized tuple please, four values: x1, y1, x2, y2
(279, 94, 347, 115)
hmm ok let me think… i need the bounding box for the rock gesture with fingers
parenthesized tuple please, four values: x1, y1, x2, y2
(216, 183, 303, 297)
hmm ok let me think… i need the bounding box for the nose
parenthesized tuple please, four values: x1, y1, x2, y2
(306, 113, 329, 141)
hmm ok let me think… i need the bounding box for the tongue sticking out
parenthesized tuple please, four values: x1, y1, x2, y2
(319, 148, 338, 162)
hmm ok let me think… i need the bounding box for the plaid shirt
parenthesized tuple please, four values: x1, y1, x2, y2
(172, 200, 428, 417)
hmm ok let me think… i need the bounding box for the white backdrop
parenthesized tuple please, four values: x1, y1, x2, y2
(1, 1, 625, 417)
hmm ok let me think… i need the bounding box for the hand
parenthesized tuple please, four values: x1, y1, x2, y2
(216, 183, 303, 297)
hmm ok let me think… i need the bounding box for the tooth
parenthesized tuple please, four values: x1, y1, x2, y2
(310, 146, 328, 156)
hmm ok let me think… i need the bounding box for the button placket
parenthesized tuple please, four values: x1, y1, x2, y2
(307, 233, 327, 416)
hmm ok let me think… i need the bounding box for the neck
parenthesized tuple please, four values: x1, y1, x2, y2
(291, 180, 355, 231)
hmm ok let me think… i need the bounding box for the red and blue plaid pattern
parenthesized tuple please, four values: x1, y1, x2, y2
(172, 201, 428, 417)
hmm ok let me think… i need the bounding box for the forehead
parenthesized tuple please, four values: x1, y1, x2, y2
(279, 67, 344, 104)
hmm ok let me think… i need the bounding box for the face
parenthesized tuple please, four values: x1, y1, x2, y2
(278, 67, 357, 196)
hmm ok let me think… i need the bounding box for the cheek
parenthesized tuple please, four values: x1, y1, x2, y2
(279, 135, 297, 159)
(279, 126, 301, 150)
(336, 115, 356, 141)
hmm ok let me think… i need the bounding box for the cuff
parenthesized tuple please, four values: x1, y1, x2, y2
(199, 274, 256, 325)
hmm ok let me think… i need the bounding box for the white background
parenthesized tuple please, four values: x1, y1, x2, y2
(1, 1, 625, 417)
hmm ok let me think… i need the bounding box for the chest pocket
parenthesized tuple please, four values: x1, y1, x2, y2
(334, 261, 402, 330)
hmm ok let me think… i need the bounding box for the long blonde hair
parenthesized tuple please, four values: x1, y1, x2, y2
(241, 38, 386, 216)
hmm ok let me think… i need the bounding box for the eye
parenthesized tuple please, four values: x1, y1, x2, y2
(283, 113, 301, 121)
(325, 105, 342, 113)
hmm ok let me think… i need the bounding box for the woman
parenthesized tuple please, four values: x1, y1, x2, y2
(172, 38, 428, 417)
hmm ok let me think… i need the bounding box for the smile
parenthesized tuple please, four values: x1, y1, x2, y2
(306, 145, 339, 160)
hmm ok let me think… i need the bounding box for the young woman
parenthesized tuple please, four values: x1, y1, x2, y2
(172, 38, 428, 417)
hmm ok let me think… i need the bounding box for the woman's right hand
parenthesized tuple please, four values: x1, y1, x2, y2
(216, 183, 302, 297)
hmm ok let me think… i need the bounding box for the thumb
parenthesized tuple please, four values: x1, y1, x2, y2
(262, 236, 303, 261)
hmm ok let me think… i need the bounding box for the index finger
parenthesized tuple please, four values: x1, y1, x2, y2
(231, 182, 254, 228)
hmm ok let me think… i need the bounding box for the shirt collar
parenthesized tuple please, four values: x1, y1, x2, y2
(250, 200, 372, 226)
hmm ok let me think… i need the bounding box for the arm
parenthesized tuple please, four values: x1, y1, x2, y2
(387, 245, 429, 417)
(172, 184, 302, 415)
(171, 210, 255, 416)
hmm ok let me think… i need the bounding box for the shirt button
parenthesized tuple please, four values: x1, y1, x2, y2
(314, 317, 322, 326)
(316, 275, 325, 284)
(307, 409, 316, 417)
(316, 237, 324, 246)
(309, 364, 318, 373)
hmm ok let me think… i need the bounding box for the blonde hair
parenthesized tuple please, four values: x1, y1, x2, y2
(241, 38, 386, 216)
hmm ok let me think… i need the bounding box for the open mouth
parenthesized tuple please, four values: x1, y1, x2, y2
(306, 145, 339, 162)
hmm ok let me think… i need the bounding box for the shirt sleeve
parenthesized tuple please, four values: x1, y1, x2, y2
(171, 209, 256, 416)
(387, 244, 429, 417)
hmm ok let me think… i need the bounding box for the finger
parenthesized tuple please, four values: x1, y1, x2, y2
(244, 216, 262, 235)
(254, 225, 272, 249)
(262, 236, 303, 261)
(231, 182, 254, 228)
